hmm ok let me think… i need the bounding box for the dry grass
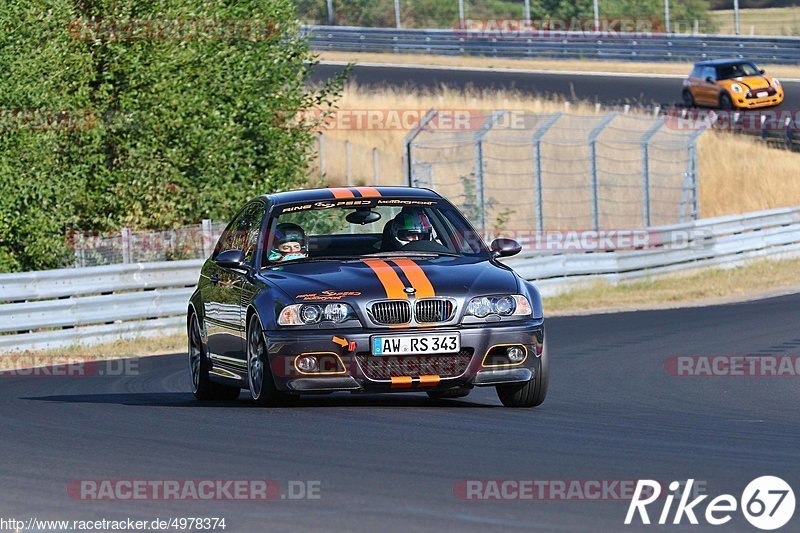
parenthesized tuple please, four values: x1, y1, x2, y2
(315, 83, 800, 218)
(711, 7, 800, 37)
(0, 334, 185, 360)
(698, 131, 800, 217)
(318, 50, 800, 80)
(544, 256, 800, 315)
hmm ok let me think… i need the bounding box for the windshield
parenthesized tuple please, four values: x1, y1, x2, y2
(263, 198, 487, 265)
(717, 62, 760, 80)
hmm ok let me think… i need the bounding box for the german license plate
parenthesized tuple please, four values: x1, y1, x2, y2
(371, 334, 460, 356)
(757, 91, 768, 98)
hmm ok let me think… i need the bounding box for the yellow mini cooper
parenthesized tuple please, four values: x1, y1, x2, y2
(683, 59, 784, 110)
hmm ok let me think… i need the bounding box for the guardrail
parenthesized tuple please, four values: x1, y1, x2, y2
(305, 25, 800, 65)
(1, 206, 799, 353)
(0, 260, 202, 353)
(504, 206, 800, 295)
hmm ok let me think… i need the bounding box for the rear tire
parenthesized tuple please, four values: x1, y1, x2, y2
(189, 313, 241, 401)
(427, 387, 471, 400)
(496, 339, 548, 408)
(247, 315, 291, 407)
(719, 93, 733, 110)
(682, 89, 695, 107)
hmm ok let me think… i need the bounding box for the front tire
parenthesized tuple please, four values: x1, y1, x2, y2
(719, 93, 733, 110)
(496, 340, 548, 408)
(247, 315, 289, 406)
(682, 89, 695, 107)
(189, 313, 240, 401)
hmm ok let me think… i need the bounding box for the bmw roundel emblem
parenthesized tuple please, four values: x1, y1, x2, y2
(404, 286, 416, 294)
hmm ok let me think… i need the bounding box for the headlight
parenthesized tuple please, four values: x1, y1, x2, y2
(278, 303, 357, 326)
(731, 83, 742, 94)
(465, 295, 531, 318)
(773, 78, 781, 87)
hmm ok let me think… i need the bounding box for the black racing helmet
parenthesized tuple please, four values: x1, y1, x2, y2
(274, 222, 307, 250)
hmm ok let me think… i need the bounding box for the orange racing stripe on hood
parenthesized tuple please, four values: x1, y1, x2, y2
(362, 259, 408, 300)
(391, 259, 435, 298)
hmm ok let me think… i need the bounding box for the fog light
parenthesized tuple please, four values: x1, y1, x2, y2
(296, 355, 319, 373)
(506, 346, 525, 363)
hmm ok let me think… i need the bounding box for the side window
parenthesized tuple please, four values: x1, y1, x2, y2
(240, 203, 266, 264)
(702, 67, 716, 82)
(689, 66, 701, 79)
(213, 202, 266, 264)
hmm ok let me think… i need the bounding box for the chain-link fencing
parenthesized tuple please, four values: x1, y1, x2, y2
(407, 110, 705, 235)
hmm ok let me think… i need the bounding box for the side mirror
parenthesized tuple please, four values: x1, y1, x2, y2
(759, 68, 766, 74)
(214, 249, 246, 271)
(705, 76, 714, 83)
(490, 238, 522, 258)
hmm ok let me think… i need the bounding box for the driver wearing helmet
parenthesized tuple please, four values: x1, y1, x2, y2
(390, 208, 434, 249)
(268, 222, 308, 263)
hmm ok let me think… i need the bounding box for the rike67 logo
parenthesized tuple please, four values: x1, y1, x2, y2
(626, 477, 795, 530)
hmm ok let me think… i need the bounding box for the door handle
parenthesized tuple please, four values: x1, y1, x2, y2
(210, 274, 220, 284)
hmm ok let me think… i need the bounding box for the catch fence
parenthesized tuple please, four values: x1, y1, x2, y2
(405, 110, 704, 234)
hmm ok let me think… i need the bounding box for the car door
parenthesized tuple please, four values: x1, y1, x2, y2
(203, 202, 266, 363)
(696, 66, 720, 106)
(686, 65, 703, 105)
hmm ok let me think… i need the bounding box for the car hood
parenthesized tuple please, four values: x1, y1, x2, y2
(721, 75, 773, 90)
(259, 255, 518, 302)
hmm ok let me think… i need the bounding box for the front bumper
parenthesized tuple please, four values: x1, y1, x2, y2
(264, 319, 544, 393)
(734, 91, 784, 108)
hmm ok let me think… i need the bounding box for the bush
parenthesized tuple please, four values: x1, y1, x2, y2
(0, 0, 344, 272)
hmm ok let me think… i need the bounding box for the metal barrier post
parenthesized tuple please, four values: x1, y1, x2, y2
(641, 117, 666, 227)
(201, 219, 214, 258)
(588, 113, 617, 231)
(474, 110, 508, 233)
(681, 129, 705, 221)
(531, 113, 562, 231)
(403, 108, 437, 187)
(121, 228, 132, 264)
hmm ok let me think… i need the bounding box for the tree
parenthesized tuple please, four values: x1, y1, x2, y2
(0, 0, 344, 272)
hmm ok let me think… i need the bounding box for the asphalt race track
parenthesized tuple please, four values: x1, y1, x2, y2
(312, 62, 800, 110)
(2, 293, 799, 531)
